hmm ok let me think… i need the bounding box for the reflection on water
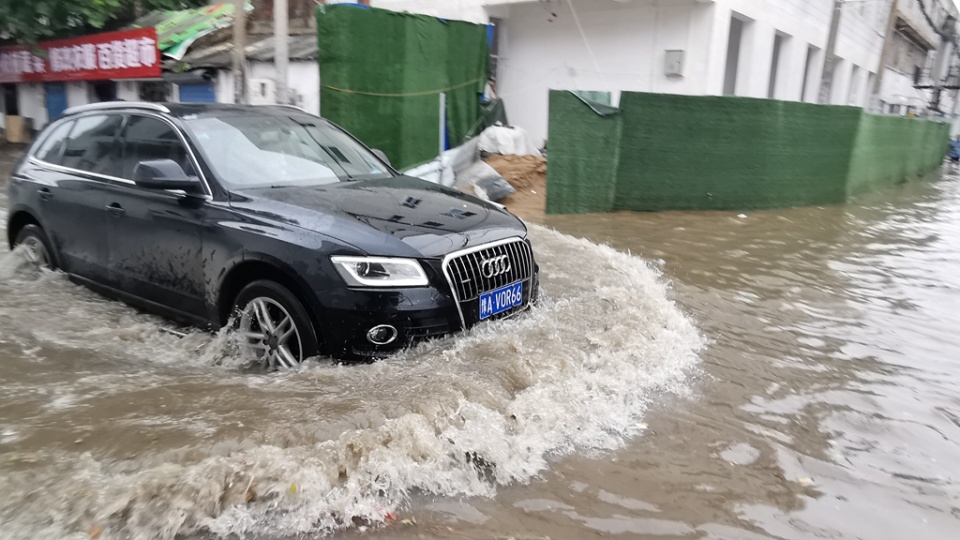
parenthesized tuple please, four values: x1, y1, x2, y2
(2, 170, 960, 540)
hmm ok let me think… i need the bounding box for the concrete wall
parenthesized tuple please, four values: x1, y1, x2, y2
(546, 90, 949, 214)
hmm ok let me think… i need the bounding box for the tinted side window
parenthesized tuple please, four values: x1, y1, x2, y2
(34, 120, 75, 165)
(121, 116, 196, 180)
(60, 114, 123, 177)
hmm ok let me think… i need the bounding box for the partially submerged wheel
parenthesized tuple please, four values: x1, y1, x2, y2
(233, 280, 319, 369)
(14, 224, 55, 270)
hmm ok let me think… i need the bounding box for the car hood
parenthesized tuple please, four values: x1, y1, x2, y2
(228, 176, 527, 258)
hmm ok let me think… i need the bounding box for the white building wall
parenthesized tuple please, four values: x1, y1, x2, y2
(215, 70, 236, 104)
(367, 0, 889, 144)
(292, 62, 320, 115)
(66, 82, 90, 108)
(116, 80, 139, 101)
(881, 68, 931, 112)
(248, 61, 321, 114)
(874, 0, 959, 117)
(774, 34, 805, 101)
(831, 59, 852, 105)
(212, 61, 320, 114)
(369, 0, 490, 23)
(898, 0, 947, 47)
(493, 1, 716, 146)
(17, 83, 47, 130)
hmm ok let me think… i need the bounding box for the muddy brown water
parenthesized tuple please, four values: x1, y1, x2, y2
(2, 164, 959, 540)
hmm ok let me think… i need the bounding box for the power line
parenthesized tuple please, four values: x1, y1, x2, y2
(913, 0, 960, 63)
(911, 0, 959, 112)
(914, 0, 949, 37)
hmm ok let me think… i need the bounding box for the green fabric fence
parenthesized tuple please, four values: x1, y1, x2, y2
(316, 5, 489, 171)
(546, 91, 950, 214)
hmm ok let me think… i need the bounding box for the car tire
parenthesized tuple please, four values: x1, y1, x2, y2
(14, 224, 57, 270)
(233, 279, 320, 368)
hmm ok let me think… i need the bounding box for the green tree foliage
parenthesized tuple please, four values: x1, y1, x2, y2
(0, 0, 207, 44)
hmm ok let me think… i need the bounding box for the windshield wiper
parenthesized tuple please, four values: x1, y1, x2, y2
(293, 119, 356, 181)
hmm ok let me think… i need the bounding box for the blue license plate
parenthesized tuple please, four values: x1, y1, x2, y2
(479, 281, 524, 320)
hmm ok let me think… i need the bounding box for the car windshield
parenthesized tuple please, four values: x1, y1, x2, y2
(184, 114, 393, 188)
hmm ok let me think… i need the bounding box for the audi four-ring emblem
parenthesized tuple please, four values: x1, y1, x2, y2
(480, 255, 512, 278)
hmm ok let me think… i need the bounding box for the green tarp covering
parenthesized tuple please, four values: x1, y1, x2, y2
(317, 5, 489, 170)
(547, 91, 950, 214)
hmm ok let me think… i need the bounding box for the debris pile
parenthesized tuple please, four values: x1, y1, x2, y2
(484, 154, 547, 220)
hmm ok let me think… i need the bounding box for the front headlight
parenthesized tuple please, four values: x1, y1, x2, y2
(330, 256, 429, 287)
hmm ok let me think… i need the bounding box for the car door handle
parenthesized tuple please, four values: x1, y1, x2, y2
(38, 188, 53, 202)
(106, 203, 125, 217)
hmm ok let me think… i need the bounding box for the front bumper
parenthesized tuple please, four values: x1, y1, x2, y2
(320, 266, 540, 360)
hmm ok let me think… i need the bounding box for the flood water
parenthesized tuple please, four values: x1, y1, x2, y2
(2, 167, 959, 540)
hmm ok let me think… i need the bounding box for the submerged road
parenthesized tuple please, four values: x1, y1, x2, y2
(1, 143, 958, 539)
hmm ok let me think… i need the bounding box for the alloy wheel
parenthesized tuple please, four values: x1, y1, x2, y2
(239, 297, 305, 368)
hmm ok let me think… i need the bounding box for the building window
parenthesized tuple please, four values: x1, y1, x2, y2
(89, 81, 117, 103)
(139, 81, 172, 102)
(889, 103, 901, 115)
(848, 65, 861, 105)
(724, 15, 747, 96)
(768, 32, 788, 99)
(800, 46, 820, 102)
(60, 114, 124, 177)
(489, 17, 502, 85)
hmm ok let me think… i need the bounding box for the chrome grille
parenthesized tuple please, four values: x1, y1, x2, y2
(444, 239, 534, 302)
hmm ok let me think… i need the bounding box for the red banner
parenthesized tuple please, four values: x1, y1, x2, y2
(0, 27, 160, 84)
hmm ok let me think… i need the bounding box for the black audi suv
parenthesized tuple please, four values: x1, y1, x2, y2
(5, 102, 538, 365)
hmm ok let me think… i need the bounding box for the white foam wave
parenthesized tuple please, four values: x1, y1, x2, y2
(0, 224, 703, 540)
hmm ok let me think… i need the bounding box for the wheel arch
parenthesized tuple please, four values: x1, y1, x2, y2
(6, 208, 43, 250)
(216, 255, 324, 330)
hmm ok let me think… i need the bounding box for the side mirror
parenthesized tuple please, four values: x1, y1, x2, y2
(133, 159, 201, 192)
(371, 149, 391, 167)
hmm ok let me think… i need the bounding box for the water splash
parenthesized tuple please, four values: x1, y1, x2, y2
(0, 224, 703, 540)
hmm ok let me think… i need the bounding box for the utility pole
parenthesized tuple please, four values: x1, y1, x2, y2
(819, 0, 844, 104)
(274, 0, 289, 105)
(232, 0, 247, 104)
(872, 0, 900, 102)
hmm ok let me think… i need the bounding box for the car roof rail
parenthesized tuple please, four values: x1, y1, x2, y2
(258, 103, 308, 113)
(63, 101, 171, 116)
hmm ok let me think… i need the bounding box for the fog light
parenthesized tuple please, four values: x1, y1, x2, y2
(366, 325, 398, 345)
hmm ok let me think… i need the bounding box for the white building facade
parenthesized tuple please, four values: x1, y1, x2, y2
(875, 0, 959, 119)
(372, 0, 956, 145)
